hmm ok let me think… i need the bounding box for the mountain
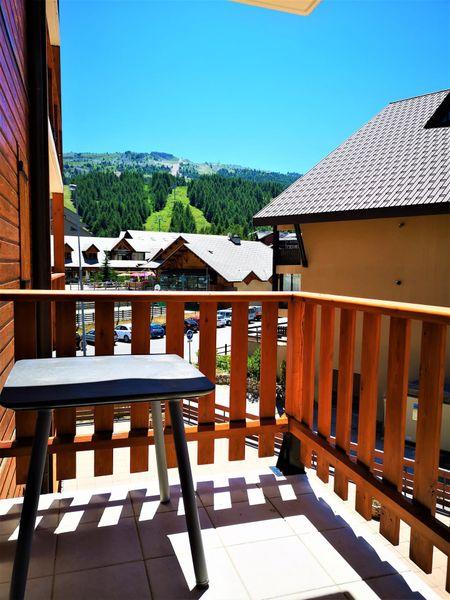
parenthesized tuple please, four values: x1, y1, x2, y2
(63, 151, 300, 187)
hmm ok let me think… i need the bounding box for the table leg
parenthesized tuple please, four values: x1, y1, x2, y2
(169, 400, 208, 588)
(10, 409, 52, 600)
(151, 400, 170, 503)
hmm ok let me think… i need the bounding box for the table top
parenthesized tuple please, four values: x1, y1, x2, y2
(0, 355, 215, 411)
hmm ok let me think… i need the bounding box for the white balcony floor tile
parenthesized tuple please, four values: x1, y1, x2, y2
(0, 444, 446, 600)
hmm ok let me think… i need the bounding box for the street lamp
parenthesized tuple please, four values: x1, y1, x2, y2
(72, 184, 87, 356)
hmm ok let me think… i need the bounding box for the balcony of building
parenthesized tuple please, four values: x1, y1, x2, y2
(0, 289, 448, 599)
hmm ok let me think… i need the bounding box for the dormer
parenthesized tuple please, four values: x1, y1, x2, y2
(64, 243, 73, 262)
(83, 243, 100, 263)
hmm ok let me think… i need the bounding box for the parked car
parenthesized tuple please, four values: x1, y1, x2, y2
(115, 324, 132, 343)
(250, 305, 262, 321)
(217, 309, 232, 326)
(248, 306, 258, 322)
(85, 329, 118, 345)
(217, 315, 227, 328)
(150, 323, 165, 339)
(184, 318, 199, 333)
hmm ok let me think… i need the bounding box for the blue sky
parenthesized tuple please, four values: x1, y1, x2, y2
(61, 0, 450, 174)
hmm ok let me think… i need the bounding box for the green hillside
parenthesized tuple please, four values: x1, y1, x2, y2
(145, 186, 210, 233)
(63, 185, 77, 213)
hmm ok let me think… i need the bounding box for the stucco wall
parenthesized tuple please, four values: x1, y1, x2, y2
(278, 214, 450, 409)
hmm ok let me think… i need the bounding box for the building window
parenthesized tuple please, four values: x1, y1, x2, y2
(281, 274, 301, 291)
(425, 94, 450, 129)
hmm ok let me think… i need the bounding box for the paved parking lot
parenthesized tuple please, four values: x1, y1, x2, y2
(77, 323, 233, 361)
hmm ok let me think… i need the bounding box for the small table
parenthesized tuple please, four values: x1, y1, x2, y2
(1, 354, 214, 600)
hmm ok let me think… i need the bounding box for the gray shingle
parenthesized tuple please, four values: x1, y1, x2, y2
(254, 90, 450, 224)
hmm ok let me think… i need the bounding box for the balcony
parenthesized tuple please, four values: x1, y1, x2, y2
(277, 246, 303, 266)
(0, 290, 449, 598)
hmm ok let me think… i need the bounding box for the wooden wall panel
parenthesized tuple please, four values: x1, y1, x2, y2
(0, 0, 31, 498)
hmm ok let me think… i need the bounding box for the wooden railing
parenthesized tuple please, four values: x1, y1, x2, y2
(0, 289, 448, 591)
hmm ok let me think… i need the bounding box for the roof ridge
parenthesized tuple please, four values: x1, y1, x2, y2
(389, 89, 450, 105)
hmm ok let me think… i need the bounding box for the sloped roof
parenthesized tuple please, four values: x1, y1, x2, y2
(155, 233, 273, 282)
(51, 230, 272, 280)
(254, 90, 450, 225)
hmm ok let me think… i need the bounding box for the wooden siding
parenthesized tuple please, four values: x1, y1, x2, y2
(0, 0, 30, 498)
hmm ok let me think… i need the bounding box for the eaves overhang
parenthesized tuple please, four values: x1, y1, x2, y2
(253, 202, 450, 226)
(231, 0, 321, 16)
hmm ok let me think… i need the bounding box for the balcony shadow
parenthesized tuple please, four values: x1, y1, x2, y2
(0, 473, 433, 599)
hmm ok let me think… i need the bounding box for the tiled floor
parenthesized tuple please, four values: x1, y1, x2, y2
(0, 443, 448, 600)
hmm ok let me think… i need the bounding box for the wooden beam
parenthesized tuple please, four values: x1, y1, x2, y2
(229, 302, 248, 460)
(334, 308, 356, 499)
(355, 312, 381, 519)
(317, 305, 335, 483)
(410, 322, 447, 574)
(380, 317, 410, 543)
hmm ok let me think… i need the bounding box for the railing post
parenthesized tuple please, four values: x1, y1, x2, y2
(198, 302, 217, 464)
(355, 312, 381, 519)
(258, 302, 278, 457)
(317, 305, 335, 483)
(380, 317, 410, 542)
(130, 301, 151, 473)
(93, 300, 115, 476)
(299, 302, 317, 467)
(229, 302, 248, 461)
(54, 300, 77, 481)
(334, 308, 356, 500)
(409, 322, 446, 575)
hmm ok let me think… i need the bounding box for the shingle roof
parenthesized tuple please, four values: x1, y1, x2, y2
(52, 230, 272, 281)
(131, 231, 273, 282)
(254, 90, 450, 224)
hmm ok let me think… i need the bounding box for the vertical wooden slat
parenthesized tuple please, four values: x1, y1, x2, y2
(130, 301, 151, 473)
(334, 308, 356, 500)
(317, 305, 335, 483)
(355, 312, 381, 519)
(14, 301, 37, 484)
(165, 301, 185, 467)
(228, 302, 248, 461)
(52, 192, 65, 273)
(285, 299, 304, 421)
(409, 322, 446, 574)
(94, 301, 115, 476)
(54, 301, 77, 480)
(300, 302, 317, 467)
(259, 301, 278, 457)
(198, 302, 217, 464)
(380, 317, 410, 542)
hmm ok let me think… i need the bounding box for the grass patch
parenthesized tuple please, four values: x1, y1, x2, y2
(144, 186, 210, 233)
(64, 185, 77, 213)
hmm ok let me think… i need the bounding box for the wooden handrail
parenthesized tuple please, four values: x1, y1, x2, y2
(0, 288, 448, 322)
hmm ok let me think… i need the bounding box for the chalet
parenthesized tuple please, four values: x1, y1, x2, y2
(254, 89, 450, 394)
(54, 230, 273, 291)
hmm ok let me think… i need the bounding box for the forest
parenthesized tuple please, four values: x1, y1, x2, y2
(70, 170, 287, 238)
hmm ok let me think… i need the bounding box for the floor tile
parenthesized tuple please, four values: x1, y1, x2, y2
(298, 530, 362, 584)
(146, 548, 249, 599)
(58, 489, 133, 527)
(270, 587, 347, 600)
(0, 575, 53, 600)
(256, 473, 313, 500)
(205, 500, 293, 546)
(0, 530, 56, 584)
(55, 516, 142, 573)
(0, 496, 60, 537)
(137, 507, 219, 559)
(53, 561, 151, 600)
(196, 476, 252, 507)
(318, 527, 401, 581)
(268, 493, 349, 533)
(227, 536, 334, 599)
(131, 484, 201, 518)
(364, 572, 445, 600)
